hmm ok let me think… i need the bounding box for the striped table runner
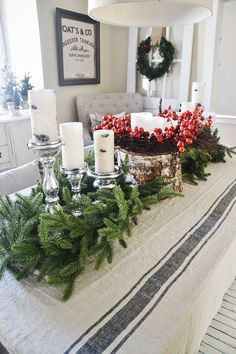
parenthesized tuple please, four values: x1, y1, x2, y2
(0, 158, 236, 354)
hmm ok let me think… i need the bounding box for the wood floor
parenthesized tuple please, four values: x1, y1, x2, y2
(199, 279, 236, 354)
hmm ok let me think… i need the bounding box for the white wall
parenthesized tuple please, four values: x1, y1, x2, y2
(214, 1, 236, 116)
(36, 0, 128, 124)
(0, 0, 44, 88)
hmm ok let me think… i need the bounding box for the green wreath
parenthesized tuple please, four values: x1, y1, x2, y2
(137, 36, 175, 81)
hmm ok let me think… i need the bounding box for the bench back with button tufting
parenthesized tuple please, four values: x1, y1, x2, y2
(76, 93, 143, 143)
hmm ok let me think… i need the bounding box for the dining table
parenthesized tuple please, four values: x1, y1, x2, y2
(0, 157, 236, 354)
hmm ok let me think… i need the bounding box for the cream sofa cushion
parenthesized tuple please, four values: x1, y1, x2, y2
(0, 160, 40, 195)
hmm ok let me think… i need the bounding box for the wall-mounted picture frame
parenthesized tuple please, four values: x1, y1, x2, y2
(56, 8, 100, 86)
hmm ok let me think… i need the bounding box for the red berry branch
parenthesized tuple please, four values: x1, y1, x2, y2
(94, 108, 213, 155)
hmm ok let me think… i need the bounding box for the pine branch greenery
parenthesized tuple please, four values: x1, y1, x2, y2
(181, 128, 236, 184)
(0, 127, 234, 300)
(181, 148, 211, 184)
(0, 169, 177, 300)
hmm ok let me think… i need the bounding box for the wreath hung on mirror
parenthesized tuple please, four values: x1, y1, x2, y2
(137, 36, 175, 81)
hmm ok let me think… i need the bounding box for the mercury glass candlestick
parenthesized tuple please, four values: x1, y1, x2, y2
(28, 138, 62, 213)
(60, 163, 87, 216)
(87, 165, 121, 189)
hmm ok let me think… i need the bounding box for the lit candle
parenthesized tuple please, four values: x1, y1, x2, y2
(94, 130, 114, 174)
(181, 102, 195, 113)
(60, 123, 84, 169)
(29, 89, 58, 144)
(191, 82, 205, 106)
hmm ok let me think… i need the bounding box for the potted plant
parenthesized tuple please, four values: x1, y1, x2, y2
(19, 72, 33, 108)
(0, 64, 18, 109)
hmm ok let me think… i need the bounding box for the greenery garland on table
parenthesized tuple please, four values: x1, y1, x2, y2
(136, 36, 175, 81)
(182, 128, 236, 184)
(0, 170, 178, 300)
(0, 129, 235, 300)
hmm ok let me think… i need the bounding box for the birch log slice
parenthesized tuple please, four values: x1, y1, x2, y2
(118, 149, 183, 192)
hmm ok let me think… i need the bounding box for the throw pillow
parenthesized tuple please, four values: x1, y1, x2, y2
(89, 112, 126, 137)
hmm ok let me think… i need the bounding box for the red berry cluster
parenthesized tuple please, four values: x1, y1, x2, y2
(95, 114, 131, 134)
(153, 125, 176, 144)
(160, 107, 213, 153)
(93, 108, 213, 153)
(130, 127, 150, 139)
(159, 105, 179, 122)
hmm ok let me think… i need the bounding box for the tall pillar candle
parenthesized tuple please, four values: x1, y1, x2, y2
(29, 89, 59, 144)
(191, 82, 205, 106)
(60, 123, 84, 169)
(94, 130, 114, 174)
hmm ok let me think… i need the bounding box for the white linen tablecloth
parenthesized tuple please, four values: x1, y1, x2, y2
(1, 158, 236, 354)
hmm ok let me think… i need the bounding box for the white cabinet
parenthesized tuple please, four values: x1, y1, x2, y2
(0, 114, 34, 171)
(0, 145, 11, 165)
(0, 125, 8, 145)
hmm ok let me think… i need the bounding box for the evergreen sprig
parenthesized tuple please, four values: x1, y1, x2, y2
(0, 128, 234, 299)
(0, 174, 177, 300)
(181, 128, 236, 184)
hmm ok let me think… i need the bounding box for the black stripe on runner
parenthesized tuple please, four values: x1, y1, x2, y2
(111, 200, 236, 353)
(72, 184, 236, 354)
(65, 180, 236, 354)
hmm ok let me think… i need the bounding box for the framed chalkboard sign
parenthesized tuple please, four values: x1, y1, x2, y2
(56, 8, 100, 86)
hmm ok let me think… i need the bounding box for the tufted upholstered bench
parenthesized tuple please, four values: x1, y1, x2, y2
(76, 92, 143, 144)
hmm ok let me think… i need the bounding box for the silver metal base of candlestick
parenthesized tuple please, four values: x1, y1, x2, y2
(87, 166, 121, 189)
(60, 163, 87, 216)
(28, 138, 62, 213)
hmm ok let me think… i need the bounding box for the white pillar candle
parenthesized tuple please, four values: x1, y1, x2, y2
(181, 102, 195, 113)
(152, 116, 169, 131)
(191, 82, 205, 106)
(60, 122, 84, 170)
(131, 112, 170, 133)
(94, 130, 114, 174)
(131, 112, 154, 133)
(29, 89, 59, 144)
(171, 118, 179, 128)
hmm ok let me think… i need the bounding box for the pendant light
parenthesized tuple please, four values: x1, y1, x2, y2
(88, 0, 212, 27)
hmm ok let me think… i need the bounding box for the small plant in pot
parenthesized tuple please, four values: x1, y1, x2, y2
(0, 64, 18, 109)
(19, 72, 33, 109)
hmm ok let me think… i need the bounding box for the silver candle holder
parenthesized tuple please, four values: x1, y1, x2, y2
(28, 138, 62, 213)
(87, 166, 121, 189)
(60, 163, 87, 216)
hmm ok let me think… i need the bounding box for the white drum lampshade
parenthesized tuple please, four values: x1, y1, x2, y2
(88, 0, 212, 27)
